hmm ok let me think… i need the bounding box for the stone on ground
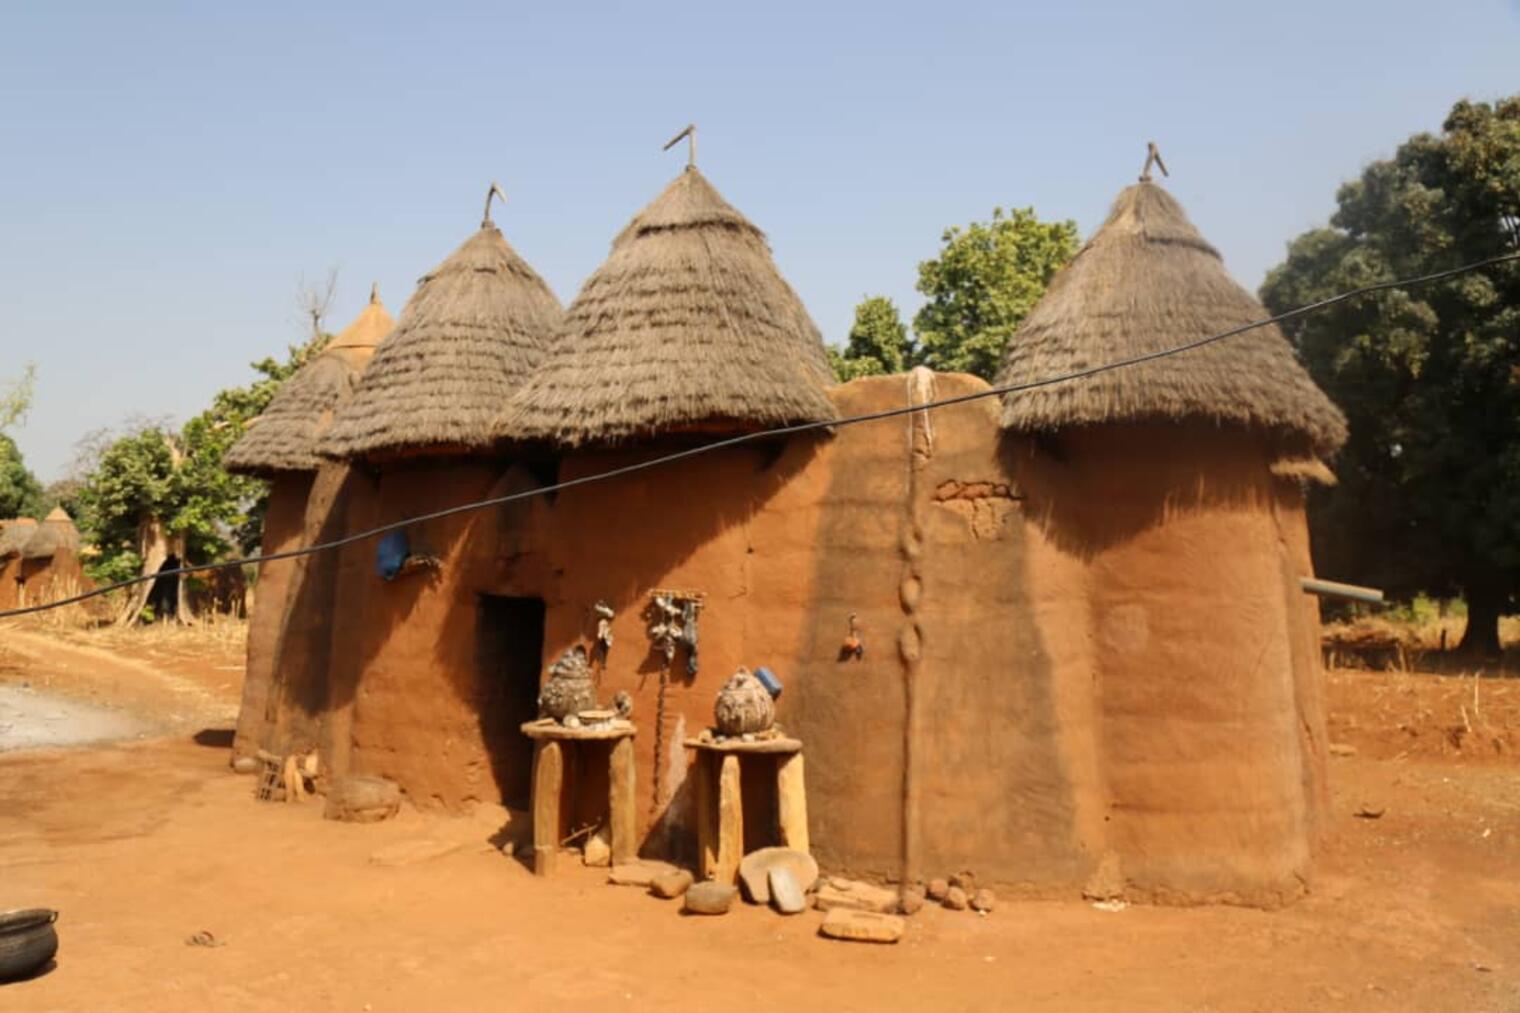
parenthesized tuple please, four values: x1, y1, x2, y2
(814, 878, 900, 914)
(949, 871, 977, 895)
(738, 847, 819, 905)
(926, 877, 950, 901)
(898, 885, 926, 915)
(684, 881, 738, 915)
(944, 886, 969, 911)
(650, 869, 695, 899)
(768, 867, 806, 915)
(970, 887, 996, 913)
(608, 859, 680, 887)
(819, 909, 905, 944)
(583, 828, 611, 867)
(1082, 852, 1125, 901)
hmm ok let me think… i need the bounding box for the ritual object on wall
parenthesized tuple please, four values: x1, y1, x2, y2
(592, 600, 615, 665)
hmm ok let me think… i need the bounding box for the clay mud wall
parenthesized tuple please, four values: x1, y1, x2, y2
(265, 372, 1328, 904)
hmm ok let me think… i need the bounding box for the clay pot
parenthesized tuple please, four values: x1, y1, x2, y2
(0, 909, 58, 982)
(539, 645, 597, 723)
(714, 667, 775, 736)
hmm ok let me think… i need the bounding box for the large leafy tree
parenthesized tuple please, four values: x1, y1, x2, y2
(76, 332, 329, 619)
(1261, 96, 1520, 654)
(913, 207, 1078, 379)
(0, 435, 45, 519)
(828, 296, 912, 381)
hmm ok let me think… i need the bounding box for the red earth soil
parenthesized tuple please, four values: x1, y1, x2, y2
(1, 626, 1518, 1011)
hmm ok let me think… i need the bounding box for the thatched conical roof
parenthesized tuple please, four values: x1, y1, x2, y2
(498, 167, 837, 448)
(224, 288, 396, 477)
(996, 181, 1347, 456)
(321, 217, 563, 460)
(0, 517, 37, 558)
(21, 507, 81, 560)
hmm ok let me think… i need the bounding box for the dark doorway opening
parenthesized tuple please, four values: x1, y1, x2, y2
(477, 595, 546, 809)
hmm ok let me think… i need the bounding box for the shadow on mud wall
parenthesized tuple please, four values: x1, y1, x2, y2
(261, 464, 362, 756)
(1004, 422, 1287, 562)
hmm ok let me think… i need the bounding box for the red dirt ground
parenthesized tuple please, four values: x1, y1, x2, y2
(2, 626, 1518, 1011)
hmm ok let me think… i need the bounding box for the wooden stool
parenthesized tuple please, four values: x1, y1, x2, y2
(686, 735, 808, 884)
(520, 718, 637, 876)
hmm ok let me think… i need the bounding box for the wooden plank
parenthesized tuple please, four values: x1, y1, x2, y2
(682, 736, 802, 755)
(531, 740, 563, 876)
(609, 736, 637, 865)
(521, 719, 637, 741)
(776, 752, 810, 855)
(696, 752, 717, 880)
(716, 753, 743, 885)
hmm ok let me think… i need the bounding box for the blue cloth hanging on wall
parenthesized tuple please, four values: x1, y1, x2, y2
(376, 530, 409, 581)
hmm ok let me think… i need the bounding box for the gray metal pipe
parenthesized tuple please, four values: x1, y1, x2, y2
(1300, 577, 1385, 604)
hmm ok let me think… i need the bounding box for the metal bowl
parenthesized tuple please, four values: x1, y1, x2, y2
(0, 908, 59, 983)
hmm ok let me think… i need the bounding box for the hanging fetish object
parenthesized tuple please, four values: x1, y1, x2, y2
(841, 612, 865, 661)
(680, 599, 700, 676)
(592, 600, 615, 666)
(646, 590, 704, 676)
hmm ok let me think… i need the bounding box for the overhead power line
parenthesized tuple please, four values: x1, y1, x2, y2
(2, 249, 1517, 621)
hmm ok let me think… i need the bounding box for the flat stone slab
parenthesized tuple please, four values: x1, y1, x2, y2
(814, 878, 899, 914)
(768, 867, 806, 915)
(608, 860, 680, 887)
(651, 869, 694, 899)
(819, 909, 905, 944)
(684, 881, 738, 915)
(739, 847, 819, 905)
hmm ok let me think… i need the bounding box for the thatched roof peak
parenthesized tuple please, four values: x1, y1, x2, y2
(0, 517, 38, 558)
(327, 284, 394, 353)
(499, 168, 837, 449)
(224, 292, 397, 477)
(321, 215, 563, 461)
(22, 508, 80, 560)
(996, 180, 1347, 456)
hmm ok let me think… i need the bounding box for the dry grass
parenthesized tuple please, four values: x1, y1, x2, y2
(996, 182, 1347, 457)
(322, 220, 563, 460)
(501, 167, 837, 447)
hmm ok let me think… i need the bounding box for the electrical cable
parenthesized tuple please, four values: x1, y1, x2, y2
(3, 248, 1517, 621)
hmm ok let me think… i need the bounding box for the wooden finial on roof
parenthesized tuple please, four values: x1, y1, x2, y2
(1139, 141, 1169, 183)
(663, 123, 696, 170)
(482, 181, 506, 227)
(369, 281, 380, 305)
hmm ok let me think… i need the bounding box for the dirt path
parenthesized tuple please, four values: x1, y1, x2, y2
(1, 633, 1518, 1010)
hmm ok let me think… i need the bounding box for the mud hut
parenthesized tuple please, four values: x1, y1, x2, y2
(305, 196, 565, 789)
(6, 509, 93, 611)
(0, 517, 39, 611)
(246, 167, 1345, 909)
(989, 178, 1348, 904)
(224, 288, 394, 761)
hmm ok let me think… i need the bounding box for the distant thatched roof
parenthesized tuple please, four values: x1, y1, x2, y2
(0, 517, 37, 558)
(224, 289, 395, 476)
(498, 167, 837, 448)
(22, 508, 81, 560)
(996, 182, 1347, 456)
(321, 219, 563, 461)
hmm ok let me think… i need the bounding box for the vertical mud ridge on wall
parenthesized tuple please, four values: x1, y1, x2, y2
(898, 368, 936, 887)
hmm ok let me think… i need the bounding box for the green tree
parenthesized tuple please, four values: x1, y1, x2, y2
(0, 364, 35, 433)
(913, 207, 1079, 379)
(75, 331, 330, 619)
(1261, 96, 1520, 655)
(828, 295, 912, 381)
(0, 435, 45, 519)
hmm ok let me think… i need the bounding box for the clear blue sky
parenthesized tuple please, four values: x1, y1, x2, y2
(2, 1, 1517, 482)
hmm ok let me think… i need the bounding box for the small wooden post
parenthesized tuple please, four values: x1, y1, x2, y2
(716, 753, 744, 884)
(776, 752, 810, 855)
(696, 753, 717, 879)
(532, 740, 563, 876)
(609, 736, 637, 865)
